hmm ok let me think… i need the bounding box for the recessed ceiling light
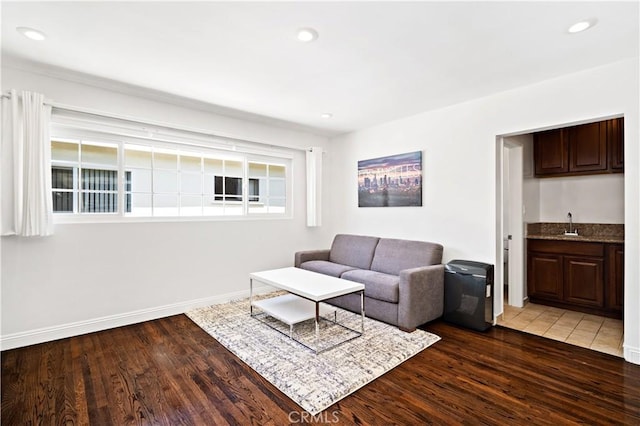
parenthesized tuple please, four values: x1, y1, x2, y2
(297, 28, 318, 42)
(16, 27, 46, 41)
(568, 19, 597, 34)
(320, 113, 333, 119)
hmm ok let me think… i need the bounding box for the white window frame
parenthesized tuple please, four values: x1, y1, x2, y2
(50, 127, 293, 223)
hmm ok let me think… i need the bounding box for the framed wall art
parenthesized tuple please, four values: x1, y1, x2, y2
(357, 151, 422, 207)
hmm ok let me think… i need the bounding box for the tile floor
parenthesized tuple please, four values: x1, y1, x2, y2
(498, 302, 624, 357)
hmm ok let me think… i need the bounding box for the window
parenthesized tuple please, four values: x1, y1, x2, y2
(214, 177, 260, 202)
(50, 135, 291, 220)
(51, 140, 124, 214)
(248, 162, 287, 214)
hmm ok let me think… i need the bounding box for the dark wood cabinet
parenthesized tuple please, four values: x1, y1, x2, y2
(527, 239, 622, 318)
(534, 129, 568, 175)
(563, 255, 604, 308)
(568, 122, 607, 173)
(607, 244, 624, 312)
(533, 118, 624, 177)
(528, 253, 563, 301)
(608, 118, 624, 171)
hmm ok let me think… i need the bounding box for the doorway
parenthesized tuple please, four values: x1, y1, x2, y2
(496, 127, 626, 359)
(496, 135, 527, 320)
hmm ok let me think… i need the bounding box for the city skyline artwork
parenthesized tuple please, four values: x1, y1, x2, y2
(357, 151, 422, 207)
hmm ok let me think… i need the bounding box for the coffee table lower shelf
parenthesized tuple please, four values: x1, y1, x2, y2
(251, 293, 363, 354)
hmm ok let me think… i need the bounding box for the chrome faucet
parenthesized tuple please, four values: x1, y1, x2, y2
(565, 212, 578, 235)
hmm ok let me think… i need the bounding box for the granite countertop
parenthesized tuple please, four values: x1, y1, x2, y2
(526, 223, 624, 244)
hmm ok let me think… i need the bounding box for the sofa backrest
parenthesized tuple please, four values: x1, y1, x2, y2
(370, 238, 443, 276)
(329, 234, 380, 270)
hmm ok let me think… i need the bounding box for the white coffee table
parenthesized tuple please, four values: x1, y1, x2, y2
(249, 267, 365, 354)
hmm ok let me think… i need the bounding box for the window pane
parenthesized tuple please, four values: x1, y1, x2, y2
(180, 195, 202, 216)
(153, 170, 178, 193)
(203, 174, 215, 196)
(52, 191, 73, 212)
(125, 145, 152, 168)
(249, 162, 267, 177)
(153, 194, 178, 216)
(154, 151, 178, 169)
(81, 191, 118, 213)
(248, 178, 260, 202)
(214, 176, 242, 201)
(52, 141, 78, 162)
(250, 194, 267, 204)
(269, 198, 286, 209)
(181, 173, 202, 194)
(52, 167, 74, 190)
(204, 158, 223, 174)
(129, 169, 152, 192)
(269, 164, 286, 178)
(224, 204, 243, 216)
(127, 193, 152, 216)
(213, 176, 223, 196)
(248, 203, 268, 214)
(225, 177, 242, 197)
(81, 143, 117, 166)
(270, 179, 286, 197)
(226, 160, 242, 177)
(180, 155, 201, 172)
(203, 204, 225, 216)
(81, 169, 118, 191)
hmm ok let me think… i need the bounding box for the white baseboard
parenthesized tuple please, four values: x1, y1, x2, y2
(624, 345, 640, 365)
(0, 285, 275, 351)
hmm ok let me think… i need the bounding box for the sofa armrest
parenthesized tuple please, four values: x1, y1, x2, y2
(295, 249, 330, 268)
(398, 264, 445, 331)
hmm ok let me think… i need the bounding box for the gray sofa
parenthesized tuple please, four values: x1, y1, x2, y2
(294, 234, 444, 332)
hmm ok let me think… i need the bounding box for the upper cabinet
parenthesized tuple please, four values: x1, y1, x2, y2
(608, 118, 624, 170)
(534, 129, 569, 175)
(568, 121, 607, 173)
(533, 118, 624, 177)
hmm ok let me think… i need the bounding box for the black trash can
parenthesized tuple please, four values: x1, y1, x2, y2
(443, 260, 494, 331)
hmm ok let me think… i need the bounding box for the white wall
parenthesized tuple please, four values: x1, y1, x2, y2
(327, 59, 640, 364)
(1, 64, 333, 348)
(521, 134, 542, 224)
(523, 178, 541, 224)
(538, 174, 624, 223)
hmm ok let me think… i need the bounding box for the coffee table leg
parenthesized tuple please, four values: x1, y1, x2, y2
(250, 278, 254, 316)
(360, 290, 365, 333)
(315, 302, 320, 350)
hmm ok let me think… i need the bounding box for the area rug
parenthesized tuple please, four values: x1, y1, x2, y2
(186, 295, 441, 415)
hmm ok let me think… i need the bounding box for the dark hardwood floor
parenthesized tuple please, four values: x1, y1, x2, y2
(2, 315, 639, 425)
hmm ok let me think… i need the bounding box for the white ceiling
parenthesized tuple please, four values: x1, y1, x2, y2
(2, 2, 638, 136)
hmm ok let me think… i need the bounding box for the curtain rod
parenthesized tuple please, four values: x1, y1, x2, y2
(1, 91, 54, 105)
(2, 91, 312, 153)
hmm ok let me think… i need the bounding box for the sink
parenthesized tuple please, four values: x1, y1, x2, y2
(564, 231, 579, 236)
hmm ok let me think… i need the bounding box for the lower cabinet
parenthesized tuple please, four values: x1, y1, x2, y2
(528, 253, 563, 301)
(527, 239, 622, 319)
(607, 244, 625, 312)
(563, 255, 604, 308)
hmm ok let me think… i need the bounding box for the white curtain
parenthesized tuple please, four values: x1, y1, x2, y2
(1, 90, 54, 236)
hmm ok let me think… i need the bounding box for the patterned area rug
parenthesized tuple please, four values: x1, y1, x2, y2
(186, 294, 441, 415)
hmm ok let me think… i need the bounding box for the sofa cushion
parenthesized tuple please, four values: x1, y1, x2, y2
(370, 238, 443, 276)
(300, 260, 357, 278)
(340, 269, 399, 303)
(329, 234, 380, 270)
